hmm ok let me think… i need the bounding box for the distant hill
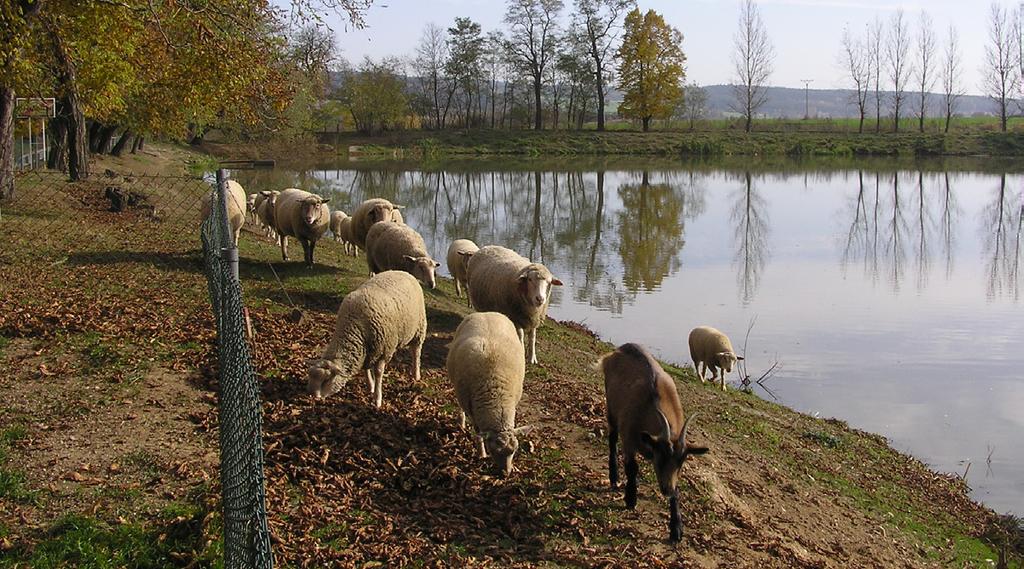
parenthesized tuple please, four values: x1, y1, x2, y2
(695, 85, 997, 120)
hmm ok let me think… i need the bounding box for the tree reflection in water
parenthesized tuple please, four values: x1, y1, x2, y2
(981, 173, 1023, 301)
(731, 171, 770, 305)
(616, 171, 687, 293)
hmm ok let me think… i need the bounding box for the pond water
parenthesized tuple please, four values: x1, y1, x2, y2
(236, 156, 1023, 515)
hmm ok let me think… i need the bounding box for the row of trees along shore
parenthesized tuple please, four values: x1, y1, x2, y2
(0, 0, 373, 196)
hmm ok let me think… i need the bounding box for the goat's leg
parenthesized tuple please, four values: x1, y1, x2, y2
(608, 420, 619, 489)
(624, 453, 639, 510)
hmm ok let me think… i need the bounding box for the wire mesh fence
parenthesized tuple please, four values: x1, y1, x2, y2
(0, 166, 273, 568)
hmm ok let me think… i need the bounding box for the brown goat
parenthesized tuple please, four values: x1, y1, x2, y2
(598, 342, 708, 543)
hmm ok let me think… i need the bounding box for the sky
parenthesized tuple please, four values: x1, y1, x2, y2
(313, 0, 1008, 97)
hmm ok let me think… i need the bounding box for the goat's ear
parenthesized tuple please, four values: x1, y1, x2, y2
(551, 278, 563, 286)
(640, 432, 659, 448)
(686, 445, 710, 456)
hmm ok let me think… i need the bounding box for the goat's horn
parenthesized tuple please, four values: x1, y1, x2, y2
(680, 412, 700, 445)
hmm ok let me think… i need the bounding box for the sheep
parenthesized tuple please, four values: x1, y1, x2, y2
(329, 209, 348, 242)
(598, 342, 709, 543)
(466, 245, 562, 365)
(255, 190, 279, 239)
(688, 326, 743, 391)
(246, 193, 258, 224)
(306, 270, 427, 409)
(446, 311, 533, 476)
(338, 215, 357, 256)
(350, 198, 403, 251)
(273, 188, 330, 267)
(365, 222, 440, 289)
(199, 179, 246, 246)
(446, 239, 479, 305)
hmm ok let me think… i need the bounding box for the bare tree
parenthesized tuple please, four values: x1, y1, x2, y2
(886, 9, 913, 133)
(290, 24, 339, 94)
(868, 17, 884, 132)
(414, 23, 454, 129)
(573, 0, 634, 131)
(505, 0, 564, 130)
(840, 25, 870, 133)
(680, 82, 708, 130)
(731, 0, 774, 132)
(941, 25, 963, 133)
(915, 11, 936, 132)
(983, 2, 1019, 132)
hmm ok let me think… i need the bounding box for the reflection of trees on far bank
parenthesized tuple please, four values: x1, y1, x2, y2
(981, 174, 1022, 301)
(616, 171, 687, 293)
(731, 171, 770, 305)
(839, 171, 961, 293)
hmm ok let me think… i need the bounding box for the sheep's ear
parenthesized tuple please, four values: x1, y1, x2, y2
(392, 204, 404, 209)
(403, 255, 416, 263)
(736, 355, 745, 361)
(512, 425, 535, 436)
(457, 250, 475, 258)
(260, 190, 272, 197)
(433, 261, 441, 267)
(325, 361, 346, 375)
(551, 278, 563, 286)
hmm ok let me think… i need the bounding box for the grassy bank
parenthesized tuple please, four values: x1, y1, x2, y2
(311, 128, 1024, 158)
(1, 143, 1020, 567)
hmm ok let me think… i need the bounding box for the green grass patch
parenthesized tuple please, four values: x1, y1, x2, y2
(0, 335, 10, 355)
(0, 468, 38, 504)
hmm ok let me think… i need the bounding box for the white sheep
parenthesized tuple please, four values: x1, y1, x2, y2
(329, 209, 348, 242)
(350, 198, 403, 251)
(598, 342, 709, 542)
(274, 188, 330, 267)
(687, 326, 743, 391)
(306, 270, 427, 409)
(338, 216, 357, 256)
(199, 179, 246, 246)
(246, 193, 258, 224)
(467, 245, 563, 365)
(446, 239, 479, 305)
(365, 222, 440, 289)
(255, 190, 279, 239)
(446, 311, 533, 476)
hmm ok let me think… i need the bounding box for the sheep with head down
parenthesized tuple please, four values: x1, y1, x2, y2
(199, 179, 246, 246)
(255, 190, 279, 239)
(466, 245, 562, 365)
(365, 222, 440, 289)
(273, 188, 330, 267)
(446, 311, 533, 476)
(329, 209, 348, 242)
(446, 238, 479, 304)
(688, 326, 743, 391)
(306, 271, 426, 409)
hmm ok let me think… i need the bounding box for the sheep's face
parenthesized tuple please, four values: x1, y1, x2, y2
(518, 268, 564, 308)
(300, 198, 327, 226)
(367, 203, 394, 224)
(484, 432, 519, 477)
(715, 351, 741, 374)
(404, 255, 440, 289)
(306, 359, 348, 398)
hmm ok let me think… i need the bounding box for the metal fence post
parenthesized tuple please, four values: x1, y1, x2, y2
(216, 168, 239, 281)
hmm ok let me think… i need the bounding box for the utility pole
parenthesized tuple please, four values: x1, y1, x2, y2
(800, 79, 814, 120)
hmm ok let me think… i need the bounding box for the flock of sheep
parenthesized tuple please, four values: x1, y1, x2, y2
(203, 179, 746, 542)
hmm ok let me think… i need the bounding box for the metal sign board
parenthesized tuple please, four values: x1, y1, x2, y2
(15, 97, 56, 119)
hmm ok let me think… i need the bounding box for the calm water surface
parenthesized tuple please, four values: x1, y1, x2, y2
(238, 157, 1023, 515)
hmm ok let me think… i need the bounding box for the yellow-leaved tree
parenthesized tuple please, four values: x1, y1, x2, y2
(615, 8, 686, 132)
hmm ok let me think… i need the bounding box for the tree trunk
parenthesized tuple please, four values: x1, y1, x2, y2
(944, 112, 951, 133)
(50, 26, 89, 181)
(96, 124, 117, 154)
(745, 113, 753, 133)
(88, 121, 102, 153)
(136, 136, 145, 151)
(858, 113, 865, 134)
(642, 116, 651, 132)
(111, 129, 132, 156)
(131, 134, 143, 153)
(533, 73, 542, 130)
(48, 107, 68, 171)
(596, 74, 606, 131)
(0, 87, 14, 199)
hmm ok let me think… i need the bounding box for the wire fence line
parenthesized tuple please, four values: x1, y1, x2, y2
(0, 166, 274, 568)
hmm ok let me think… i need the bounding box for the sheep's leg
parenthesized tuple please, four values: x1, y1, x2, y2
(301, 239, 314, 268)
(668, 489, 682, 542)
(459, 411, 467, 430)
(528, 328, 538, 365)
(279, 235, 289, 261)
(366, 369, 375, 396)
(373, 360, 386, 408)
(608, 419, 619, 489)
(624, 453, 639, 510)
(697, 362, 707, 384)
(718, 368, 727, 391)
(412, 337, 423, 382)
(454, 279, 462, 297)
(478, 434, 488, 458)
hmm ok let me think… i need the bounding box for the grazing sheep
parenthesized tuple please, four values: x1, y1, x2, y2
(246, 193, 258, 224)
(306, 271, 427, 409)
(446, 239, 479, 304)
(467, 245, 562, 365)
(338, 216, 357, 256)
(273, 188, 330, 267)
(598, 342, 709, 543)
(255, 190, 279, 239)
(329, 209, 348, 242)
(688, 326, 743, 391)
(350, 198, 403, 250)
(199, 179, 246, 246)
(365, 222, 440, 289)
(446, 312, 533, 476)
